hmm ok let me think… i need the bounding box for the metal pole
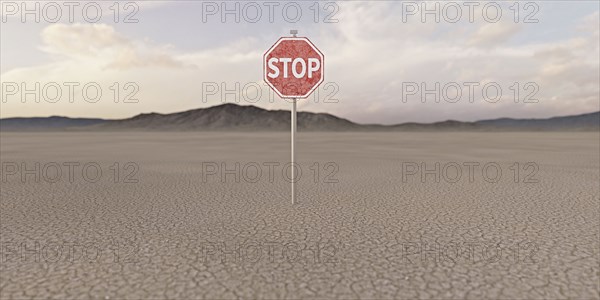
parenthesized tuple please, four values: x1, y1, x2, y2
(291, 98, 296, 204)
(290, 29, 298, 205)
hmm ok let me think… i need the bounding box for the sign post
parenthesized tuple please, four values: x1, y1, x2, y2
(264, 30, 324, 204)
(290, 30, 297, 205)
(291, 94, 296, 204)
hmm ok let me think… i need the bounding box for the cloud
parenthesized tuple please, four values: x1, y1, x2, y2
(468, 22, 522, 47)
(578, 11, 599, 39)
(41, 23, 128, 57)
(309, 3, 598, 123)
(1, 1, 171, 20)
(1, 4, 598, 124)
(40, 23, 186, 69)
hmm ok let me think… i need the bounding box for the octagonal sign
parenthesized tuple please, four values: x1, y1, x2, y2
(264, 37, 324, 99)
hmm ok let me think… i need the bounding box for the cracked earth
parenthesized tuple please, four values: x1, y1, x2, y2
(1, 132, 598, 299)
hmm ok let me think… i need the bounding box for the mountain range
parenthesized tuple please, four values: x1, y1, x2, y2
(1, 103, 598, 131)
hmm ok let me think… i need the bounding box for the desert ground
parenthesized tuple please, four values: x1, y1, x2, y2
(0, 132, 598, 299)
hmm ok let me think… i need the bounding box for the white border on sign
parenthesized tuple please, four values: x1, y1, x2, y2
(263, 37, 325, 99)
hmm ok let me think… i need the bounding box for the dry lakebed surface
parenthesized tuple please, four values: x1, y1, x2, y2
(0, 132, 598, 299)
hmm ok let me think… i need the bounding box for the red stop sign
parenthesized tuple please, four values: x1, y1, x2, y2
(264, 37, 324, 99)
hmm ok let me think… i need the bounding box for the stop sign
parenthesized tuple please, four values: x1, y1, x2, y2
(264, 37, 324, 98)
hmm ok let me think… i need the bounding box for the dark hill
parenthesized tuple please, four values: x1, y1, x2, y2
(1, 103, 598, 132)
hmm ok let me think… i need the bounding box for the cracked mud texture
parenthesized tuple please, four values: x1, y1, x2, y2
(1, 132, 598, 299)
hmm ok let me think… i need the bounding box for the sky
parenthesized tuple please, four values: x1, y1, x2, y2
(1, 1, 599, 124)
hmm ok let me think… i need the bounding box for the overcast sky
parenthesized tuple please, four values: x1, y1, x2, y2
(1, 1, 598, 124)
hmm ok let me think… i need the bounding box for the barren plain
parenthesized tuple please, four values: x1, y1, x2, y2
(0, 132, 598, 299)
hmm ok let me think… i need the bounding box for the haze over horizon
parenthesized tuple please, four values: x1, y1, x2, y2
(1, 102, 599, 127)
